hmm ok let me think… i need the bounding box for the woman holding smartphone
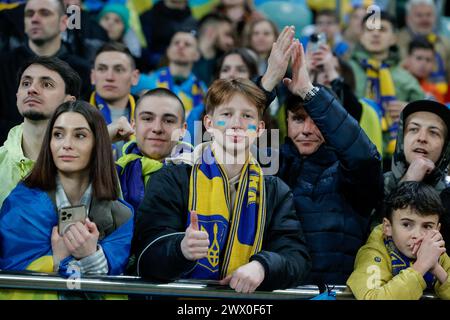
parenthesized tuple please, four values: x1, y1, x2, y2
(0, 101, 134, 299)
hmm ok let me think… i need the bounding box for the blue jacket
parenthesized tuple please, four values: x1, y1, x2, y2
(277, 88, 383, 285)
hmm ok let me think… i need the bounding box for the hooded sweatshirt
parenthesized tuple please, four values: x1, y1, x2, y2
(382, 108, 450, 250)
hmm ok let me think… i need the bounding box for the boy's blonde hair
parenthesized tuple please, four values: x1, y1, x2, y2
(205, 78, 266, 119)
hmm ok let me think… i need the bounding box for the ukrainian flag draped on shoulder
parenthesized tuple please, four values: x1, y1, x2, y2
(0, 183, 134, 300)
(0, 184, 59, 299)
(187, 145, 266, 280)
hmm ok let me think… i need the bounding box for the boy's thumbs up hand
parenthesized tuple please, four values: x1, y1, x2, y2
(180, 211, 210, 261)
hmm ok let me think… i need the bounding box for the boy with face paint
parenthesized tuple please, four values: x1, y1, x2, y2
(277, 39, 383, 286)
(133, 77, 311, 293)
(348, 182, 450, 300)
(382, 99, 450, 251)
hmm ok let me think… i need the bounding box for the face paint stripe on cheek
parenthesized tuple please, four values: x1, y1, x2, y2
(216, 120, 226, 127)
(247, 124, 257, 132)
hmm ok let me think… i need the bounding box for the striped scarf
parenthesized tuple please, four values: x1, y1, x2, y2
(89, 92, 136, 125)
(384, 236, 435, 290)
(55, 174, 93, 213)
(426, 33, 449, 96)
(186, 145, 266, 280)
(362, 58, 398, 156)
(89, 92, 136, 159)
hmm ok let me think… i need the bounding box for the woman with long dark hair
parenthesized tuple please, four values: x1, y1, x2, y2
(0, 101, 134, 299)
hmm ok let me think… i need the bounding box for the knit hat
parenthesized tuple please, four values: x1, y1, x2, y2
(402, 99, 450, 134)
(98, 4, 130, 32)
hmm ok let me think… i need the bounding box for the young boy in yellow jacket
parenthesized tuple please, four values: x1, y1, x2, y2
(347, 181, 450, 299)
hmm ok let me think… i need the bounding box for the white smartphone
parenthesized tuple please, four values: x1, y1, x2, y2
(58, 205, 87, 236)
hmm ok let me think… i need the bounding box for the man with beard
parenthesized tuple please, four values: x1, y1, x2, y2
(0, 0, 91, 145)
(133, 78, 311, 293)
(0, 56, 80, 206)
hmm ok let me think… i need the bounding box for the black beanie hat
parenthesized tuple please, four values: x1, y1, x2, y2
(402, 100, 450, 132)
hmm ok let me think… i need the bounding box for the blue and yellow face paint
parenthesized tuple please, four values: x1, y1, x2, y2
(215, 121, 258, 135)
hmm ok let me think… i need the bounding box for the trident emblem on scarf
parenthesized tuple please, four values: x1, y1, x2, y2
(207, 223, 220, 267)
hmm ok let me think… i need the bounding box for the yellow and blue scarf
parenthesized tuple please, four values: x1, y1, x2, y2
(89, 92, 136, 125)
(187, 146, 266, 280)
(426, 33, 449, 96)
(116, 140, 194, 214)
(362, 59, 398, 156)
(156, 67, 206, 114)
(384, 236, 435, 290)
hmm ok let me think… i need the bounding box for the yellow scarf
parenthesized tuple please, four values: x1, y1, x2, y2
(426, 33, 449, 95)
(363, 58, 398, 156)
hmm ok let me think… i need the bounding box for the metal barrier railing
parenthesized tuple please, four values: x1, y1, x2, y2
(0, 270, 438, 300)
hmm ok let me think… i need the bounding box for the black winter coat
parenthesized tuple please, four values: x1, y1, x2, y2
(278, 88, 383, 286)
(134, 163, 311, 291)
